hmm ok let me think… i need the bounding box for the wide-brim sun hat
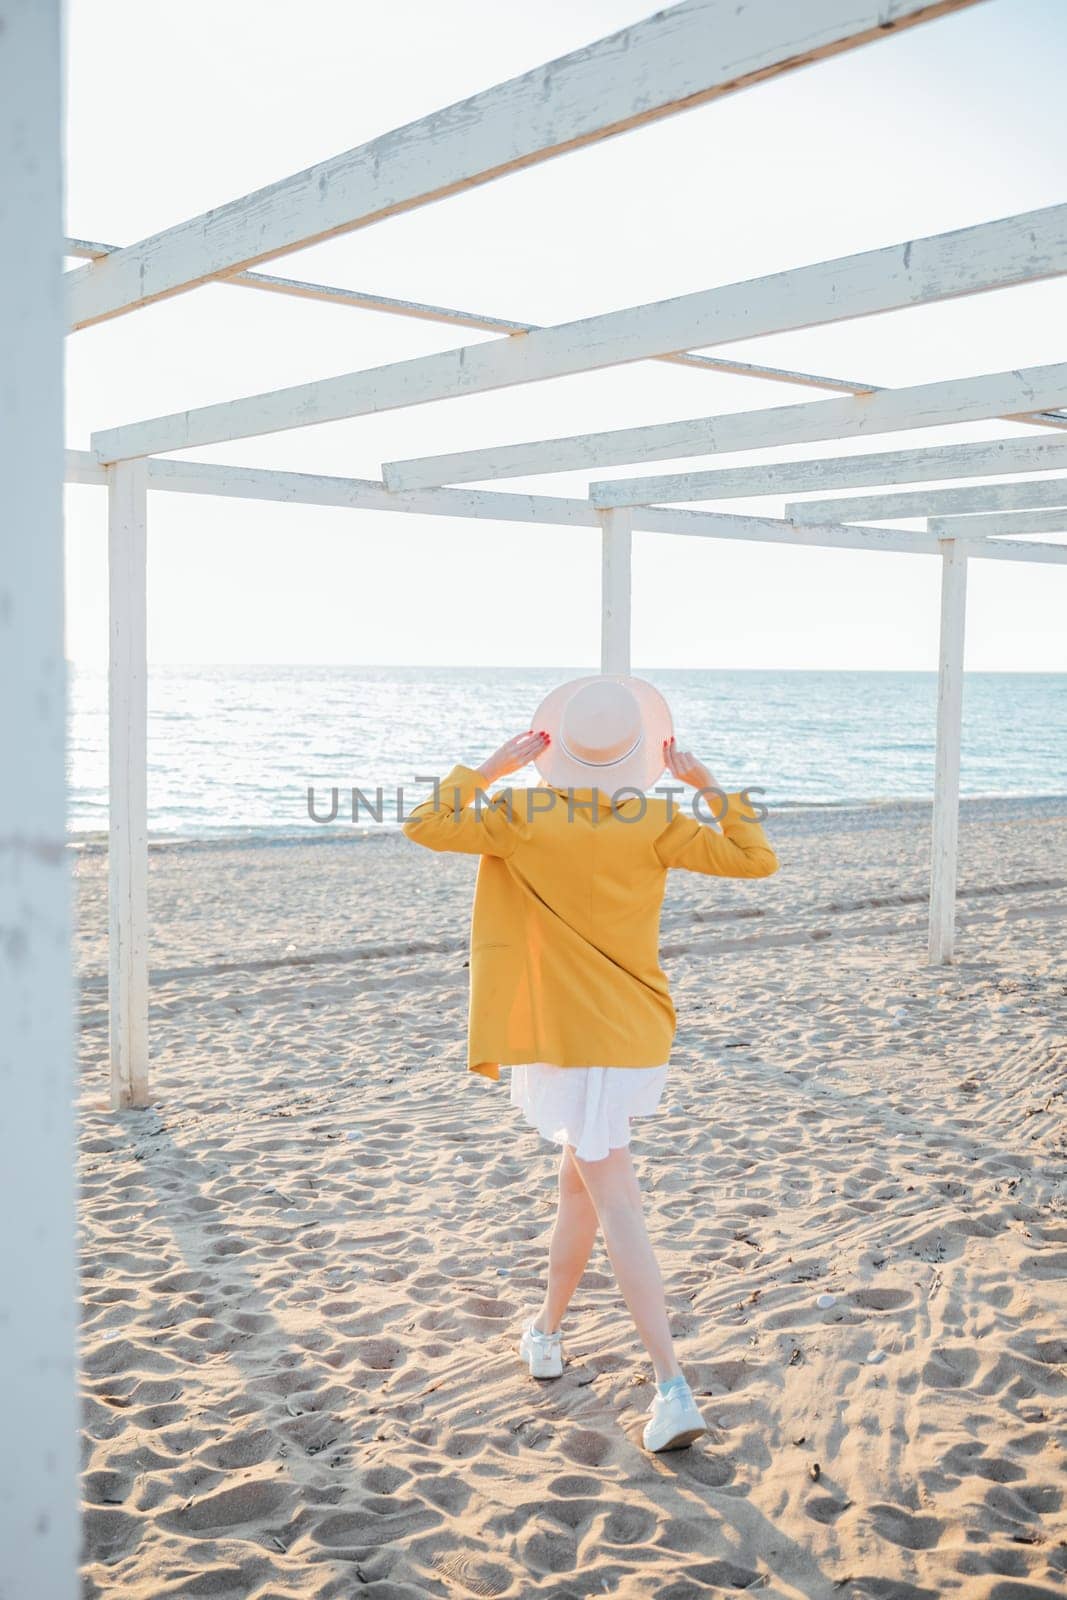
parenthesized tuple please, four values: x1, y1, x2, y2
(531, 674, 673, 794)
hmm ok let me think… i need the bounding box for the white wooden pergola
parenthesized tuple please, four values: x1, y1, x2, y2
(64, 0, 1067, 1118)
(5, 5, 1067, 1585)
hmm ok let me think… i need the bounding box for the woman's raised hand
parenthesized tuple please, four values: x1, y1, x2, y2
(664, 735, 719, 793)
(477, 729, 550, 783)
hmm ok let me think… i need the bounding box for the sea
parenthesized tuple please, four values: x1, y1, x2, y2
(67, 664, 1066, 843)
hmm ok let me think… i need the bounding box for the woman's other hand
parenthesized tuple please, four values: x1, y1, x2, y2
(664, 735, 719, 793)
(477, 729, 550, 784)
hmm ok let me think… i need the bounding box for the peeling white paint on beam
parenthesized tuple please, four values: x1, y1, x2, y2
(786, 476, 1067, 522)
(55, 453, 950, 550)
(67, 0, 984, 331)
(70, 234, 1067, 436)
(63, 236, 877, 396)
(59, 454, 1067, 561)
(71, 455, 927, 548)
(638, 507, 1067, 562)
(139, 458, 602, 525)
(928, 508, 1067, 538)
(65, 235, 530, 332)
(949, 537, 1067, 563)
(385, 363, 1067, 491)
(91, 201, 1067, 463)
(50, 454, 966, 552)
(590, 435, 1067, 507)
(637, 504, 941, 554)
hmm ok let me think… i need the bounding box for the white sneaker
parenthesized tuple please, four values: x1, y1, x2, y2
(642, 1381, 708, 1452)
(518, 1314, 564, 1379)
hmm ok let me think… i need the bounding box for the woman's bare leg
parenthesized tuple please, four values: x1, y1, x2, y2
(571, 1144, 682, 1383)
(533, 1144, 600, 1335)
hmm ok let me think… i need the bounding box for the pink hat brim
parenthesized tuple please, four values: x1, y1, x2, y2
(530, 674, 674, 794)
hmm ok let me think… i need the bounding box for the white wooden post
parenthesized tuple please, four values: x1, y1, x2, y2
(929, 538, 968, 964)
(0, 1, 79, 1594)
(108, 460, 150, 1107)
(599, 507, 633, 675)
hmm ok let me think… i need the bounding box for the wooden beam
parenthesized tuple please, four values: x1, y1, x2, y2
(951, 536, 1067, 564)
(59, 456, 947, 550)
(385, 362, 1067, 490)
(600, 508, 633, 673)
(638, 507, 1067, 562)
(68, 454, 940, 548)
(638, 505, 939, 553)
(64, 446, 108, 485)
(0, 3, 79, 1595)
(60, 454, 1067, 560)
(590, 435, 1067, 507)
(65, 234, 534, 332)
(141, 458, 602, 524)
(91, 200, 1067, 463)
(787, 476, 1067, 523)
(76, 455, 928, 548)
(929, 508, 1067, 538)
(72, 232, 1067, 437)
(107, 460, 150, 1111)
(63, 235, 880, 397)
(928, 540, 968, 964)
(68, 0, 984, 332)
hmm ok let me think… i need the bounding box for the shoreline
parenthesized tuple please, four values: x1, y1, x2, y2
(66, 789, 1067, 855)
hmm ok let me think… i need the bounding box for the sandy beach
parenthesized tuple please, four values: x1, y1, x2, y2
(74, 795, 1067, 1599)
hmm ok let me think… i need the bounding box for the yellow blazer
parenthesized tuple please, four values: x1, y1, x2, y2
(402, 764, 779, 1081)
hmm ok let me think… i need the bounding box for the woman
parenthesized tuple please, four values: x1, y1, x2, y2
(403, 674, 778, 1451)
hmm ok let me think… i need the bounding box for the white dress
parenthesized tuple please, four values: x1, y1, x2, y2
(508, 1061, 669, 1163)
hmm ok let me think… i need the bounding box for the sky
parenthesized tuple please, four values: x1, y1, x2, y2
(63, 0, 1067, 671)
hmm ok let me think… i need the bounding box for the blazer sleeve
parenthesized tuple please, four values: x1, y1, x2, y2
(654, 792, 778, 879)
(401, 763, 518, 858)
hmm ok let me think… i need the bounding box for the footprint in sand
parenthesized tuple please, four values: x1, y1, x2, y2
(197, 1428, 275, 1470)
(851, 1287, 912, 1312)
(429, 1551, 511, 1597)
(352, 1335, 405, 1370)
(415, 1472, 472, 1515)
(544, 1495, 604, 1532)
(313, 1502, 442, 1548)
(600, 1502, 658, 1543)
(984, 1480, 1062, 1520)
(921, 1345, 981, 1389)
(360, 1464, 410, 1494)
(517, 1522, 578, 1576)
(687, 1558, 763, 1590)
(673, 1451, 734, 1489)
(442, 1430, 488, 1461)
(162, 1479, 291, 1534)
(806, 1493, 853, 1524)
(560, 1427, 615, 1467)
(943, 1442, 1025, 1484)
(83, 1469, 134, 1507)
(868, 1502, 946, 1550)
(458, 1294, 515, 1320)
(80, 1506, 145, 1564)
(1017, 1248, 1067, 1273)
(547, 1472, 602, 1498)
